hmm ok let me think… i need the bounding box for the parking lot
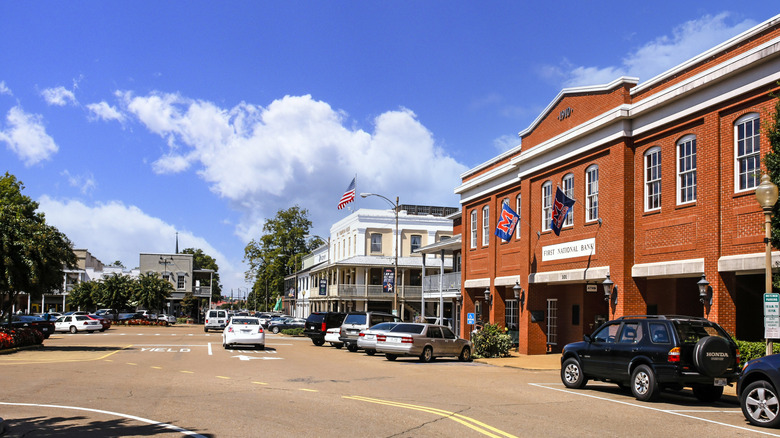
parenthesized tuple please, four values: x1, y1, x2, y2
(0, 325, 777, 437)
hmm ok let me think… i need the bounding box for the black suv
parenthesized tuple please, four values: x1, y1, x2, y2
(303, 312, 346, 346)
(560, 315, 740, 402)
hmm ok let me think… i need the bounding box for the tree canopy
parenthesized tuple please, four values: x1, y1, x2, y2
(764, 94, 780, 249)
(0, 172, 76, 322)
(181, 247, 221, 301)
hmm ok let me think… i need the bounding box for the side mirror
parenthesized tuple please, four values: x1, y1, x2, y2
(583, 334, 592, 343)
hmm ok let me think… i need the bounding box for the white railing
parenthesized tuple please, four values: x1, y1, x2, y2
(422, 272, 461, 292)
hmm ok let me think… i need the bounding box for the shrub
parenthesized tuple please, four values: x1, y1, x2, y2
(472, 323, 512, 358)
(0, 327, 42, 350)
(735, 339, 780, 366)
(282, 328, 304, 337)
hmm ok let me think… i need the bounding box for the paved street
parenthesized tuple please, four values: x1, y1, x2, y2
(0, 325, 776, 437)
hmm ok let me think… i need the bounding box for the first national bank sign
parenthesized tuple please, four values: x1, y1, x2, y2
(542, 238, 595, 262)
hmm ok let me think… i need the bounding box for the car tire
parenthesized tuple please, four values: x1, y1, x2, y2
(69, 326, 78, 334)
(420, 346, 434, 363)
(631, 364, 659, 402)
(561, 357, 588, 389)
(386, 353, 397, 361)
(693, 336, 733, 377)
(347, 343, 358, 353)
(742, 380, 780, 428)
(100, 328, 106, 332)
(692, 384, 724, 402)
(312, 339, 325, 346)
(272, 326, 280, 334)
(366, 349, 376, 356)
(333, 343, 343, 349)
(459, 346, 472, 362)
(257, 345, 265, 350)
(204, 327, 209, 333)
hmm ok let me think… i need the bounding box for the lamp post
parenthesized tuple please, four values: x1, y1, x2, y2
(756, 173, 779, 356)
(361, 193, 400, 317)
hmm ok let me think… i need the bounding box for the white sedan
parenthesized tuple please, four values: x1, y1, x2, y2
(54, 315, 102, 333)
(157, 314, 176, 324)
(222, 317, 265, 349)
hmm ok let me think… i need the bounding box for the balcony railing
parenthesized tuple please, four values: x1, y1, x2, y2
(422, 272, 461, 293)
(194, 286, 212, 297)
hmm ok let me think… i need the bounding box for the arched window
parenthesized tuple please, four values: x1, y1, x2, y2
(516, 194, 522, 239)
(470, 210, 477, 249)
(482, 205, 490, 246)
(677, 135, 697, 204)
(735, 113, 761, 192)
(645, 147, 661, 211)
(562, 173, 574, 226)
(542, 181, 552, 231)
(585, 165, 599, 222)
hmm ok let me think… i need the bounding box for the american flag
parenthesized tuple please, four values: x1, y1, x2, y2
(338, 177, 356, 210)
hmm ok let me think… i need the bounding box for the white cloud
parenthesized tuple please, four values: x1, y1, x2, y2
(493, 134, 520, 153)
(61, 170, 97, 195)
(0, 81, 11, 96)
(86, 101, 125, 123)
(551, 13, 758, 87)
(0, 106, 58, 166)
(116, 91, 468, 241)
(41, 86, 78, 106)
(37, 196, 246, 291)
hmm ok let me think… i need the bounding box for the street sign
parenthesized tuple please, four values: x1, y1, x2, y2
(765, 293, 780, 339)
(467, 313, 475, 325)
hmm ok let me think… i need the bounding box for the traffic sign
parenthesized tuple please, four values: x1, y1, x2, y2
(467, 313, 475, 325)
(765, 294, 780, 339)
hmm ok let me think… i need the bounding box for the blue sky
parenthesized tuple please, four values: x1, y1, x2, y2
(1, 3, 778, 297)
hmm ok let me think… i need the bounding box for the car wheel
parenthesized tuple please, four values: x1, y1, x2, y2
(458, 346, 472, 362)
(69, 326, 78, 334)
(631, 364, 659, 402)
(347, 343, 358, 352)
(385, 353, 397, 361)
(257, 345, 265, 350)
(204, 327, 208, 333)
(420, 346, 434, 363)
(561, 358, 588, 389)
(313, 339, 325, 346)
(272, 326, 280, 334)
(742, 380, 780, 428)
(366, 349, 376, 356)
(333, 343, 343, 349)
(692, 384, 724, 402)
(100, 328, 106, 332)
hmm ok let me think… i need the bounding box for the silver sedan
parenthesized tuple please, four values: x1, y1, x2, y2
(357, 322, 400, 355)
(375, 323, 472, 362)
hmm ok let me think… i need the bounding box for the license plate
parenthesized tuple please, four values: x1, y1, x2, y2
(241, 329, 251, 333)
(348, 330, 358, 334)
(387, 337, 401, 343)
(714, 378, 727, 386)
(365, 334, 375, 340)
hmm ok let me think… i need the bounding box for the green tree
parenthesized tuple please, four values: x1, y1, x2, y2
(243, 206, 315, 311)
(0, 172, 77, 323)
(181, 292, 197, 318)
(98, 273, 136, 320)
(181, 248, 221, 302)
(765, 94, 780, 249)
(134, 272, 173, 314)
(68, 280, 101, 311)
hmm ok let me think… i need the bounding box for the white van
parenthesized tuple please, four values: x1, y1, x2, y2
(204, 310, 228, 332)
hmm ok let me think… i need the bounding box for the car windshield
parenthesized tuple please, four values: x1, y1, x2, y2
(389, 323, 425, 334)
(232, 318, 259, 325)
(344, 314, 367, 325)
(369, 322, 397, 331)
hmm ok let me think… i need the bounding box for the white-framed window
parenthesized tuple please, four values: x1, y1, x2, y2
(547, 298, 558, 346)
(645, 147, 661, 211)
(677, 135, 697, 204)
(736, 113, 761, 192)
(371, 233, 382, 253)
(482, 205, 490, 246)
(410, 235, 422, 252)
(177, 274, 185, 290)
(562, 173, 574, 226)
(585, 165, 599, 222)
(516, 194, 522, 239)
(470, 210, 477, 249)
(542, 181, 552, 231)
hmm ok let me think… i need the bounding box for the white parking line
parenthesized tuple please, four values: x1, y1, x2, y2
(208, 342, 212, 356)
(530, 383, 780, 436)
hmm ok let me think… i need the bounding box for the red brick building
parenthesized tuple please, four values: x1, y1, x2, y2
(456, 15, 780, 354)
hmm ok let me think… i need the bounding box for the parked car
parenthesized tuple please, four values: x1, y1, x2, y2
(54, 315, 102, 333)
(339, 312, 400, 352)
(375, 323, 472, 362)
(304, 312, 346, 346)
(87, 314, 111, 331)
(157, 314, 176, 324)
(222, 316, 265, 349)
(560, 315, 740, 402)
(738, 353, 780, 427)
(10, 315, 55, 339)
(137, 310, 157, 320)
(268, 317, 305, 334)
(324, 327, 343, 348)
(204, 309, 229, 332)
(357, 322, 400, 355)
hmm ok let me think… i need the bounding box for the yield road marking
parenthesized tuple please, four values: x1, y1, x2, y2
(345, 395, 517, 438)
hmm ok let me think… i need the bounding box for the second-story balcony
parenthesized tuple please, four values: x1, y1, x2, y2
(422, 272, 461, 293)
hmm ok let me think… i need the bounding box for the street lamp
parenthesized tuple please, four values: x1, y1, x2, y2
(756, 173, 779, 356)
(361, 192, 400, 317)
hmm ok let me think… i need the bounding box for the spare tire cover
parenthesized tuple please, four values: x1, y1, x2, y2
(693, 336, 733, 377)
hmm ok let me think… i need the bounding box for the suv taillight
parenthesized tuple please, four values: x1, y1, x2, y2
(668, 347, 680, 363)
(736, 347, 741, 364)
(321, 322, 327, 332)
(359, 332, 365, 337)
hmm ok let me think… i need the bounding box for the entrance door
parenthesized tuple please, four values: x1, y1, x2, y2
(547, 299, 558, 347)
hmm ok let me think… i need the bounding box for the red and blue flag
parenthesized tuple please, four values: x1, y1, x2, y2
(551, 186, 575, 236)
(494, 202, 520, 242)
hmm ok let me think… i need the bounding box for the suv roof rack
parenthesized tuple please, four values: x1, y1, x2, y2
(617, 315, 710, 321)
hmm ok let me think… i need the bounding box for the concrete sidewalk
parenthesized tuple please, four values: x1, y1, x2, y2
(474, 352, 561, 370)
